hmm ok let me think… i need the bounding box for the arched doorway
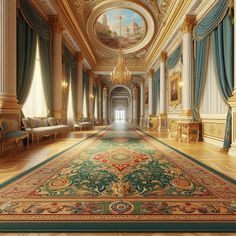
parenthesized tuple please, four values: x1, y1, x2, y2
(109, 86, 131, 122)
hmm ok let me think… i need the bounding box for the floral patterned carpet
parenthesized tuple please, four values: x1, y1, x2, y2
(0, 121, 236, 231)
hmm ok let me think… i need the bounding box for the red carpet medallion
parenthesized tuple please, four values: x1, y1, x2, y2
(0, 122, 235, 231)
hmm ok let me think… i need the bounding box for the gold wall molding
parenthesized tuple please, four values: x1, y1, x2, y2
(202, 122, 226, 141)
(181, 109, 193, 116)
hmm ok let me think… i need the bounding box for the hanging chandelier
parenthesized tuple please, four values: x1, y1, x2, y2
(110, 16, 131, 84)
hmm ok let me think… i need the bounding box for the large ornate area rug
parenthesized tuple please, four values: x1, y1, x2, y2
(0, 122, 235, 232)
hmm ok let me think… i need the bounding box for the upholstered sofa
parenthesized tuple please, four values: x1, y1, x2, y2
(22, 117, 70, 143)
(74, 118, 93, 131)
(0, 119, 29, 154)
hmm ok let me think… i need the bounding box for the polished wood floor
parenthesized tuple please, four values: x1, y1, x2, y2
(0, 126, 106, 184)
(0, 124, 235, 184)
(146, 129, 236, 180)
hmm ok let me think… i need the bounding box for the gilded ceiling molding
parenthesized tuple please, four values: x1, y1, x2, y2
(146, 0, 194, 68)
(86, 0, 155, 55)
(53, 0, 96, 67)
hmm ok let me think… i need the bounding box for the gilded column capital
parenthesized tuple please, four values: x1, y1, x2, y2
(160, 51, 167, 63)
(75, 51, 84, 63)
(149, 69, 154, 78)
(139, 78, 145, 86)
(181, 15, 196, 33)
(88, 70, 94, 78)
(49, 16, 64, 33)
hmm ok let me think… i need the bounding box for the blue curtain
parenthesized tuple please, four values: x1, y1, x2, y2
(19, 0, 52, 116)
(193, 0, 233, 149)
(212, 14, 234, 149)
(152, 68, 160, 115)
(193, 0, 229, 41)
(193, 38, 209, 121)
(166, 44, 182, 69)
(17, 12, 37, 106)
(19, 0, 51, 41)
(38, 38, 52, 116)
(71, 67, 78, 119)
(63, 46, 77, 119)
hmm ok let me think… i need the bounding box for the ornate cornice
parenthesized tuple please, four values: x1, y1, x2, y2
(53, 0, 96, 66)
(146, 0, 194, 68)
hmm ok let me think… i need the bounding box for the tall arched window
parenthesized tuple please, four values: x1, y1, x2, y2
(83, 90, 88, 118)
(22, 38, 48, 117)
(67, 76, 73, 119)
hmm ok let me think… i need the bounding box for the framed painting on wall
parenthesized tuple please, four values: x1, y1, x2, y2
(169, 72, 181, 106)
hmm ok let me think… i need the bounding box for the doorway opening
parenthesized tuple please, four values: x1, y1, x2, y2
(115, 109, 125, 120)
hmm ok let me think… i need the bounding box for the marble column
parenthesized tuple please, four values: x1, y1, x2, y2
(180, 15, 196, 119)
(148, 70, 154, 116)
(98, 80, 103, 123)
(159, 51, 168, 130)
(0, 0, 20, 119)
(228, 0, 236, 157)
(49, 16, 64, 121)
(75, 52, 83, 121)
(103, 86, 108, 125)
(139, 79, 145, 128)
(88, 71, 94, 121)
(132, 85, 138, 126)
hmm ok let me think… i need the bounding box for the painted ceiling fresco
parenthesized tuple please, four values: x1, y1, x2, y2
(95, 8, 146, 50)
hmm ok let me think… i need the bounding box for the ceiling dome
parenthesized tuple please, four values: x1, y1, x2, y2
(86, 0, 155, 55)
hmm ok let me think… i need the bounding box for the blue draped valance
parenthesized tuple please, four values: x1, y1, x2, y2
(63, 46, 76, 67)
(166, 44, 182, 69)
(19, 0, 51, 41)
(193, 0, 229, 41)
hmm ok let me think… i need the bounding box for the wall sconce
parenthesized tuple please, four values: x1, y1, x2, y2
(178, 81, 183, 88)
(62, 81, 68, 88)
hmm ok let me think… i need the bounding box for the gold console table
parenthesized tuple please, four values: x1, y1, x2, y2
(177, 121, 201, 142)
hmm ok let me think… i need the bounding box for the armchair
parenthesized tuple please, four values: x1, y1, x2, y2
(0, 119, 29, 154)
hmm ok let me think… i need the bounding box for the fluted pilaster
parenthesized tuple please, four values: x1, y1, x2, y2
(76, 52, 83, 120)
(0, 0, 20, 114)
(132, 86, 138, 125)
(49, 16, 64, 120)
(88, 71, 94, 120)
(181, 15, 196, 119)
(103, 86, 108, 124)
(148, 69, 154, 116)
(159, 51, 167, 130)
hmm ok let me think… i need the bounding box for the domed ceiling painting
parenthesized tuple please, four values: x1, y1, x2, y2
(95, 9, 146, 49)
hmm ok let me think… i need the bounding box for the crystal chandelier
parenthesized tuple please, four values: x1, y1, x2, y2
(111, 16, 131, 84)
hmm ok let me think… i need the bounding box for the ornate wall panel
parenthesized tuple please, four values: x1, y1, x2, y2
(200, 45, 228, 146)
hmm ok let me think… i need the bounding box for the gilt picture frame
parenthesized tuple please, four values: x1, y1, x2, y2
(169, 72, 181, 106)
